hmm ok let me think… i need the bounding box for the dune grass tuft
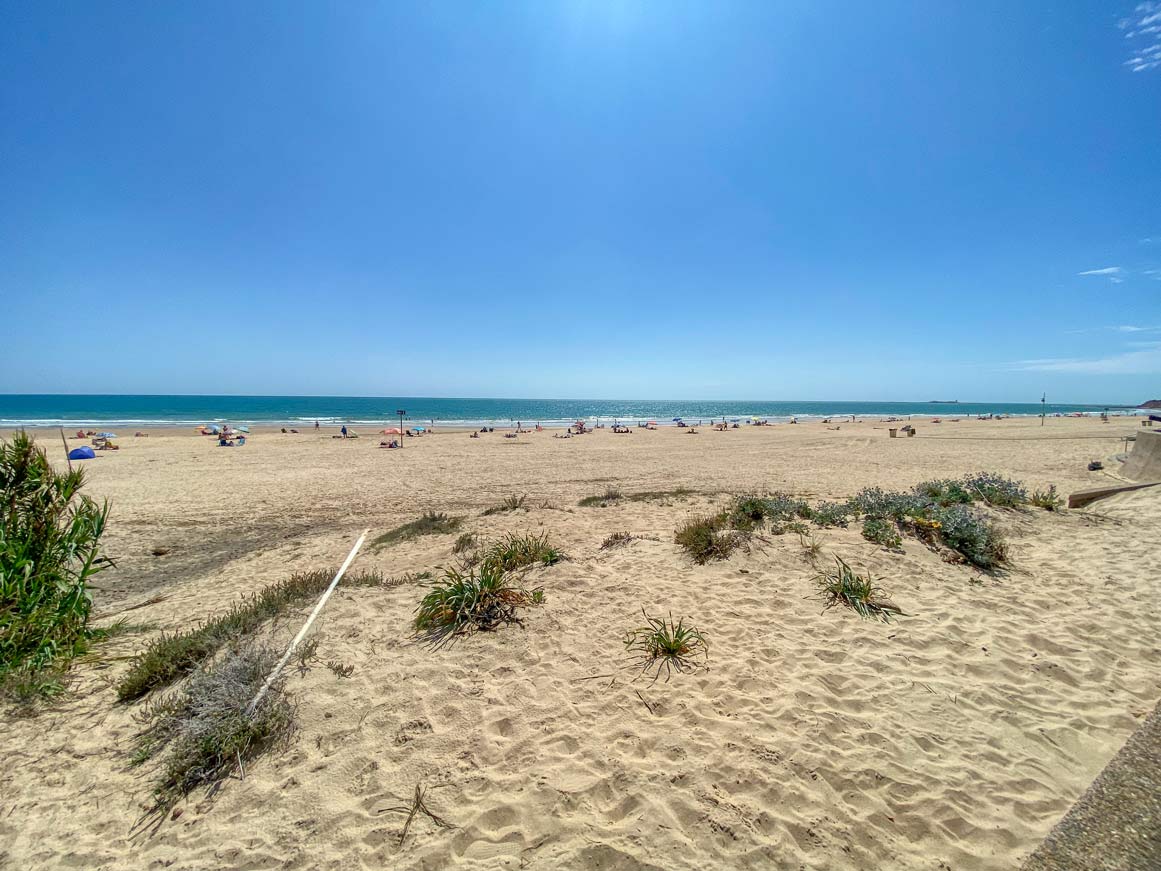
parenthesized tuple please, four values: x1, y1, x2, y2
(482, 494, 527, 516)
(481, 531, 565, 572)
(373, 512, 463, 548)
(815, 557, 901, 622)
(116, 568, 385, 702)
(623, 610, 709, 682)
(601, 531, 634, 549)
(413, 564, 543, 641)
(674, 514, 746, 564)
(131, 644, 295, 824)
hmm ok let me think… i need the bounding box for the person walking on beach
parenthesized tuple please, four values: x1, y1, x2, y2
(341, 424, 348, 438)
(315, 420, 319, 431)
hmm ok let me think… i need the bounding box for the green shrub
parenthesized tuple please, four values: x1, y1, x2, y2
(623, 611, 708, 681)
(117, 568, 385, 701)
(1, 432, 110, 691)
(962, 472, 1028, 508)
(934, 505, 1007, 568)
(914, 478, 974, 507)
(674, 515, 744, 564)
(851, 487, 932, 522)
(1030, 485, 1063, 511)
(481, 532, 564, 572)
(862, 517, 902, 549)
(131, 644, 294, 820)
(413, 564, 542, 640)
(815, 557, 901, 622)
(808, 500, 853, 528)
(373, 512, 463, 548)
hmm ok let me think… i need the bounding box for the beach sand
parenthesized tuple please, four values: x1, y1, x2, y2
(2, 416, 1158, 869)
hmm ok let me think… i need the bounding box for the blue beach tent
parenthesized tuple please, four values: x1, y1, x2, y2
(68, 446, 96, 460)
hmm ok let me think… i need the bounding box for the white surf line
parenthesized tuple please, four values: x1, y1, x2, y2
(245, 528, 369, 718)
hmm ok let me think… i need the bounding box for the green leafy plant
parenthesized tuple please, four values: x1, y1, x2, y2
(623, 610, 709, 682)
(413, 564, 543, 640)
(1030, 485, 1063, 511)
(116, 568, 385, 701)
(1, 432, 111, 695)
(815, 557, 902, 622)
(861, 517, 902, 549)
(131, 645, 295, 824)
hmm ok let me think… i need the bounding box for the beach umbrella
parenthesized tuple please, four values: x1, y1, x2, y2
(236, 426, 250, 433)
(414, 426, 426, 432)
(382, 427, 401, 435)
(672, 417, 682, 422)
(208, 424, 221, 433)
(647, 420, 657, 426)
(97, 432, 117, 438)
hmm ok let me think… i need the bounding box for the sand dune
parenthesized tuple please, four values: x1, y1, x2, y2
(2, 417, 1158, 870)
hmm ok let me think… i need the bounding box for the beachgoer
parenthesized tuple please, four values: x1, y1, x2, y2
(341, 425, 348, 437)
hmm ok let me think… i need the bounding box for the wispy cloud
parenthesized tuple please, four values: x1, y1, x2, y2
(1078, 266, 1125, 283)
(1119, 2, 1161, 72)
(1014, 342, 1161, 374)
(1065, 324, 1160, 335)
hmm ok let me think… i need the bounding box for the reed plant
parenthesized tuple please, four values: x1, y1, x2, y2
(1, 432, 111, 696)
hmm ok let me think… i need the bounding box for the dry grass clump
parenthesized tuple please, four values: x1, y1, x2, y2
(131, 644, 295, 823)
(413, 564, 544, 642)
(623, 611, 709, 682)
(626, 488, 695, 503)
(482, 494, 528, 515)
(815, 557, 902, 622)
(578, 487, 623, 507)
(117, 568, 385, 701)
(452, 532, 478, 554)
(674, 514, 746, 564)
(1029, 484, 1063, 511)
(373, 512, 463, 548)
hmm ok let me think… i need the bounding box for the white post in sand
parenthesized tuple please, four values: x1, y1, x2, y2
(245, 528, 368, 717)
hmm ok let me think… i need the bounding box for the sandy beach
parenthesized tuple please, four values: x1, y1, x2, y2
(2, 416, 1159, 870)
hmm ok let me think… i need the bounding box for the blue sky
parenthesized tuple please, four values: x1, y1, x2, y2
(1, 2, 1159, 403)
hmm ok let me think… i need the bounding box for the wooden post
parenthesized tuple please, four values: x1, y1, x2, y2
(59, 427, 72, 472)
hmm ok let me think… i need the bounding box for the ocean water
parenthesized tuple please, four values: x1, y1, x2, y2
(0, 395, 1137, 429)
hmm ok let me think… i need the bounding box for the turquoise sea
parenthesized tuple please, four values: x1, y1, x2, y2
(0, 395, 1139, 429)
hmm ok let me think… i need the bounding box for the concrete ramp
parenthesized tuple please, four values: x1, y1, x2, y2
(1123, 430, 1161, 482)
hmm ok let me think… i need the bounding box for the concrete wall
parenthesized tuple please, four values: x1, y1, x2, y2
(1123, 430, 1161, 483)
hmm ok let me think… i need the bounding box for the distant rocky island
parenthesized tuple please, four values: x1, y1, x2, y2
(1139, 399, 1161, 409)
